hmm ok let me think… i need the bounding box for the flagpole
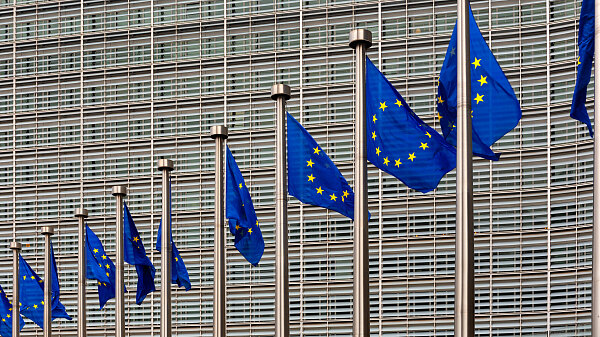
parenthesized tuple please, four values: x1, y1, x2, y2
(112, 185, 127, 337)
(210, 125, 228, 337)
(592, 0, 600, 334)
(41, 226, 54, 337)
(10, 241, 21, 337)
(271, 83, 291, 337)
(158, 159, 174, 337)
(456, 1, 474, 337)
(349, 29, 372, 337)
(75, 208, 88, 337)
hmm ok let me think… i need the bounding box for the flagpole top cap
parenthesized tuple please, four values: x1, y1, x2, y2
(158, 159, 174, 171)
(349, 29, 372, 49)
(112, 185, 127, 196)
(210, 125, 229, 139)
(271, 84, 291, 100)
(41, 226, 54, 236)
(75, 208, 88, 218)
(10, 241, 21, 251)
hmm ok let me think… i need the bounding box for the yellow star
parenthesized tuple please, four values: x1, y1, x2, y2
(1, 319, 4, 322)
(133, 237, 139, 242)
(477, 75, 487, 86)
(313, 147, 321, 155)
(383, 157, 390, 166)
(330, 193, 337, 201)
(307, 174, 315, 182)
(175, 257, 179, 262)
(437, 96, 444, 104)
(93, 248, 99, 254)
(306, 159, 314, 167)
(343, 190, 349, 198)
(375, 147, 381, 156)
(316, 186, 324, 194)
(239, 183, 243, 189)
(106, 272, 110, 277)
(235, 224, 240, 231)
(408, 153, 416, 161)
(248, 228, 253, 235)
(372, 115, 377, 123)
(33, 304, 37, 309)
(425, 131, 431, 138)
(577, 56, 581, 65)
(420, 143, 429, 150)
(474, 93, 484, 104)
(102, 254, 107, 260)
(437, 113, 443, 120)
(395, 99, 403, 107)
(41, 301, 44, 305)
(99, 263, 102, 267)
(379, 101, 387, 111)
(472, 57, 481, 69)
(105, 264, 110, 269)
(256, 220, 259, 227)
(371, 131, 377, 140)
(395, 159, 402, 167)
(22, 276, 26, 281)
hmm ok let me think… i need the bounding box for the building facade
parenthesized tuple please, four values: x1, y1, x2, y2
(0, 0, 591, 335)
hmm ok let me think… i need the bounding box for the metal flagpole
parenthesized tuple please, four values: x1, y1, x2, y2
(41, 226, 54, 337)
(210, 125, 228, 337)
(271, 83, 291, 337)
(112, 185, 127, 337)
(75, 208, 88, 337)
(10, 241, 21, 337)
(349, 29, 372, 337)
(455, 1, 474, 336)
(158, 159, 174, 337)
(592, 0, 600, 334)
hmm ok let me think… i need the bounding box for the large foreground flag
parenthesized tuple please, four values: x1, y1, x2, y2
(437, 6, 521, 160)
(226, 147, 265, 266)
(367, 57, 456, 193)
(124, 203, 156, 305)
(570, 0, 594, 136)
(86, 225, 117, 309)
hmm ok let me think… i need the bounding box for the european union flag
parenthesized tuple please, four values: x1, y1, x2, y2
(0, 284, 25, 337)
(124, 203, 156, 305)
(287, 112, 356, 219)
(226, 147, 265, 266)
(367, 57, 457, 193)
(156, 180, 191, 291)
(437, 6, 522, 160)
(570, 0, 594, 137)
(86, 225, 117, 309)
(19, 244, 71, 330)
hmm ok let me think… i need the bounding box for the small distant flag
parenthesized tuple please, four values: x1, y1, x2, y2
(124, 203, 156, 305)
(86, 225, 117, 309)
(367, 57, 456, 193)
(226, 147, 265, 266)
(156, 180, 191, 291)
(437, 6, 522, 160)
(287, 112, 357, 219)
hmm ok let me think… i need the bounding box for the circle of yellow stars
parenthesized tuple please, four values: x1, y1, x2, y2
(304, 145, 350, 204)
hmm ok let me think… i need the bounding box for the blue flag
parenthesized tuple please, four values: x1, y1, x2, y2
(570, 0, 594, 137)
(124, 203, 156, 305)
(437, 6, 522, 160)
(366, 57, 457, 193)
(226, 147, 265, 266)
(0, 284, 25, 337)
(86, 225, 117, 309)
(19, 245, 71, 330)
(287, 112, 356, 219)
(156, 180, 191, 291)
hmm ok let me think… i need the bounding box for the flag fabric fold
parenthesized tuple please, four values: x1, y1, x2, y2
(570, 0, 594, 137)
(19, 244, 71, 330)
(156, 180, 191, 291)
(287, 112, 356, 220)
(0, 284, 25, 337)
(86, 225, 117, 309)
(124, 203, 156, 305)
(226, 147, 265, 266)
(366, 57, 457, 193)
(437, 6, 522, 160)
